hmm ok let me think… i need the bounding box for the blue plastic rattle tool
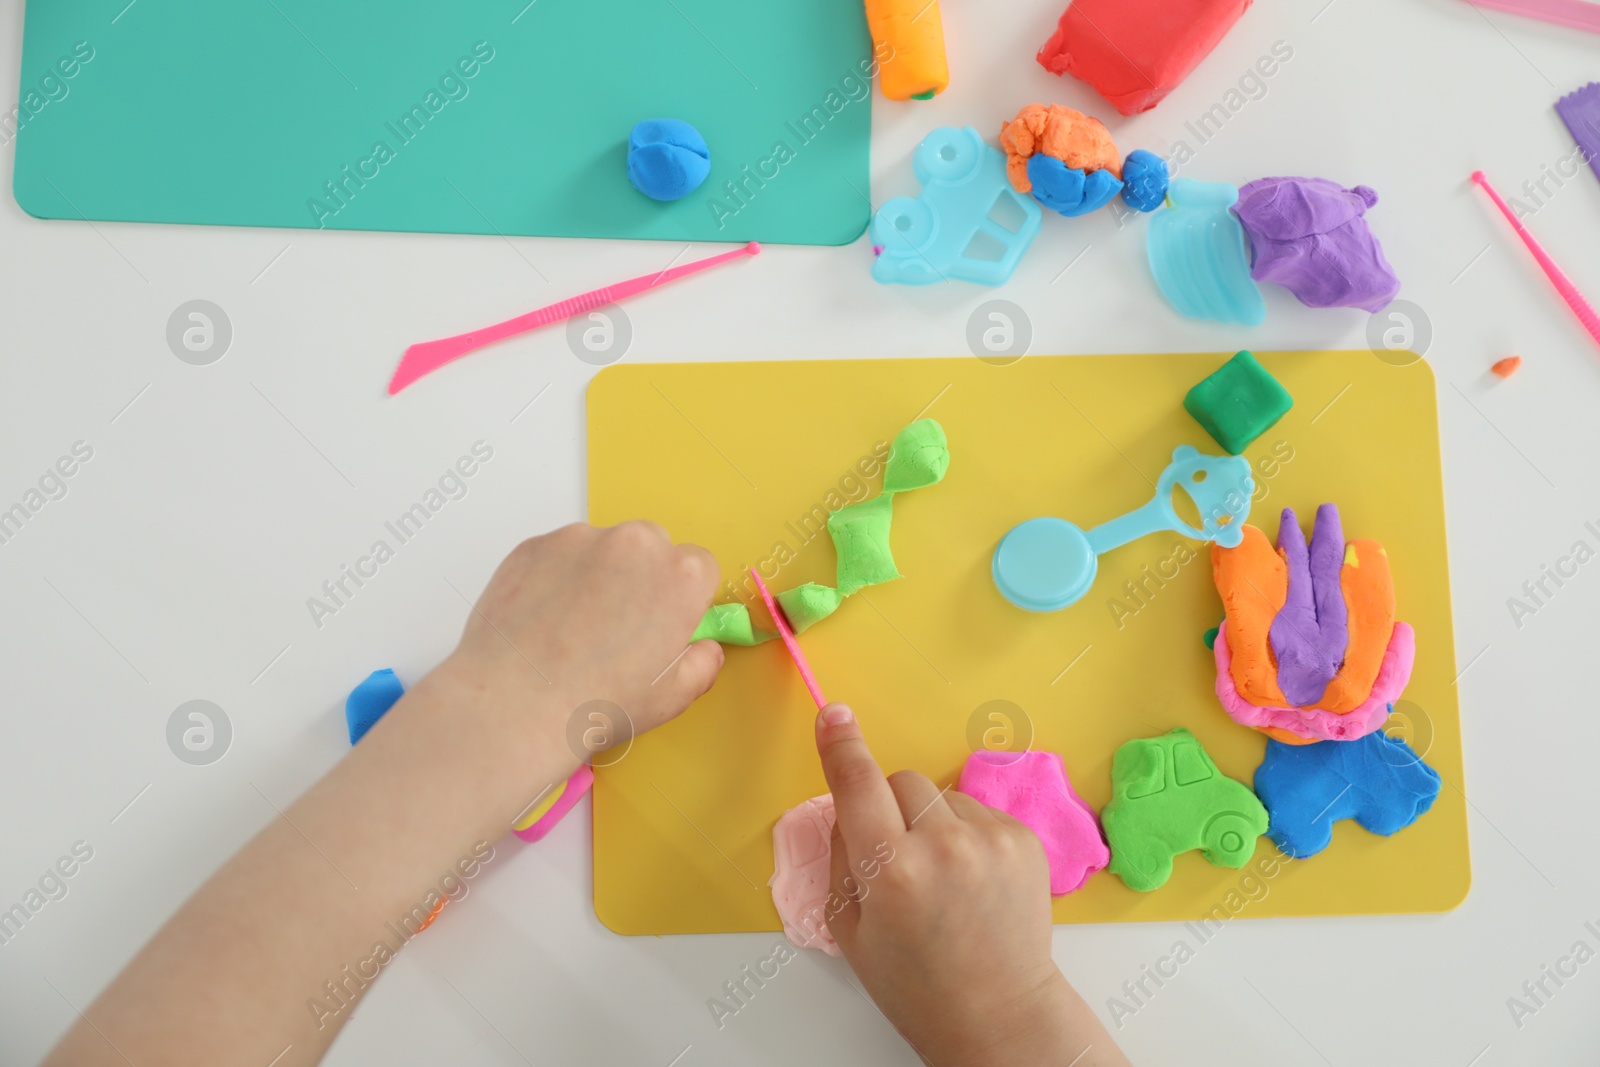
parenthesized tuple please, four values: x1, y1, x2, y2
(992, 445, 1255, 612)
(1147, 179, 1265, 326)
(872, 127, 1042, 286)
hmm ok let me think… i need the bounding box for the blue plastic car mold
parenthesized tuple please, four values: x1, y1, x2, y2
(992, 445, 1254, 612)
(1254, 730, 1442, 859)
(872, 126, 1042, 286)
(345, 667, 404, 745)
(1147, 178, 1265, 326)
(1026, 154, 1124, 218)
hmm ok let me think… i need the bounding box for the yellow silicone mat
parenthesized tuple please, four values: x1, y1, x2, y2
(586, 352, 1469, 933)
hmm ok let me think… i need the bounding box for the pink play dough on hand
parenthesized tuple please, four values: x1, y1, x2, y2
(769, 794, 841, 956)
(1213, 620, 1416, 743)
(956, 751, 1109, 895)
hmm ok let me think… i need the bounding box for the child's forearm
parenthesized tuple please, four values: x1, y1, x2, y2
(43, 660, 571, 1067)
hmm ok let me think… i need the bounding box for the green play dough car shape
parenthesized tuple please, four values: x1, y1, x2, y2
(1102, 728, 1268, 892)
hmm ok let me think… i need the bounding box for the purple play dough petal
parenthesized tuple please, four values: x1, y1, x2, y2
(1269, 504, 1350, 706)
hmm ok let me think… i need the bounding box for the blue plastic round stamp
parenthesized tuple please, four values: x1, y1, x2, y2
(992, 517, 1098, 612)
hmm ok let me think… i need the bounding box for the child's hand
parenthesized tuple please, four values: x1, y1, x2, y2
(815, 703, 1129, 1067)
(430, 521, 724, 782)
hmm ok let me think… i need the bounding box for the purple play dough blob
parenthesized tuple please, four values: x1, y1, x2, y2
(1268, 504, 1349, 706)
(1233, 177, 1401, 313)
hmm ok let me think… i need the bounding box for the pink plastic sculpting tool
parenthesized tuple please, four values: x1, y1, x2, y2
(749, 569, 829, 709)
(1471, 170, 1600, 351)
(388, 241, 761, 394)
(1461, 0, 1600, 33)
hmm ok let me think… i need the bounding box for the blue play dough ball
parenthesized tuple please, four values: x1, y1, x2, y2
(627, 119, 711, 201)
(1120, 149, 1170, 212)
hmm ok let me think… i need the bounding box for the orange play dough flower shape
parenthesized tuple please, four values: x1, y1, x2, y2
(998, 103, 1122, 195)
(1211, 505, 1401, 725)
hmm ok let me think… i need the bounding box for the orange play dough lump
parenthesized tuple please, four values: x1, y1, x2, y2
(998, 104, 1122, 195)
(1211, 526, 1289, 707)
(1213, 529, 1398, 716)
(1313, 540, 1395, 713)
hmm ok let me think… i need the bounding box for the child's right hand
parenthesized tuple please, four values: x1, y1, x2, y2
(815, 702, 1130, 1067)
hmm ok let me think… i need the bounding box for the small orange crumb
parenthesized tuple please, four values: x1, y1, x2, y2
(1491, 356, 1522, 379)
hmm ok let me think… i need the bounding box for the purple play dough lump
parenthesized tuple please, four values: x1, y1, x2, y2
(1232, 177, 1401, 313)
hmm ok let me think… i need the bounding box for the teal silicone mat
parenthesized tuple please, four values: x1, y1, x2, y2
(14, 0, 873, 245)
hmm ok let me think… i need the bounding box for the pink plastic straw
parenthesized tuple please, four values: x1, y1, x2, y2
(1461, 0, 1600, 32)
(1471, 170, 1600, 351)
(388, 241, 760, 394)
(749, 569, 829, 709)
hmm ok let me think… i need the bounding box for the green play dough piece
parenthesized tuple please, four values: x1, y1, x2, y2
(777, 583, 845, 633)
(882, 419, 951, 494)
(1203, 626, 1220, 650)
(1182, 350, 1293, 455)
(829, 494, 900, 595)
(1102, 728, 1268, 892)
(689, 603, 771, 646)
(690, 417, 949, 644)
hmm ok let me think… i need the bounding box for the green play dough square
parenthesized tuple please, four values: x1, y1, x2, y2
(882, 419, 950, 494)
(829, 495, 900, 595)
(1182, 351, 1293, 455)
(690, 602, 769, 646)
(776, 583, 844, 633)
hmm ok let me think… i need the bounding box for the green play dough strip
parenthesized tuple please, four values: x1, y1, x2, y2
(829, 494, 900, 595)
(691, 418, 949, 644)
(690, 602, 771, 646)
(776, 583, 845, 633)
(883, 419, 951, 493)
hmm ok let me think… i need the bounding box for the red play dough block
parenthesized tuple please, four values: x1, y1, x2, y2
(1037, 0, 1255, 116)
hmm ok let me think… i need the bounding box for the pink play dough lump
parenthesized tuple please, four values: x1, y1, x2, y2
(957, 750, 1110, 895)
(1212, 620, 1414, 743)
(769, 793, 841, 955)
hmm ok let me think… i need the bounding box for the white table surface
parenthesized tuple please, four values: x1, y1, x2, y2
(4, 0, 1600, 1063)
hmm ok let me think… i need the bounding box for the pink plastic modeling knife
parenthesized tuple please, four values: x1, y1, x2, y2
(388, 241, 761, 394)
(1471, 170, 1600, 351)
(1461, 0, 1600, 32)
(749, 569, 829, 709)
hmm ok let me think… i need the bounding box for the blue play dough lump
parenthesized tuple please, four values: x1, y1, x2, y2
(1120, 149, 1170, 213)
(345, 668, 404, 746)
(1025, 154, 1123, 217)
(1254, 730, 1441, 859)
(627, 119, 711, 201)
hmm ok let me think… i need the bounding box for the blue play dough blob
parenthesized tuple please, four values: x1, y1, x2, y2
(1254, 730, 1441, 858)
(627, 119, 711, 201)
(1025, 155, 1122, 218)
(1120, 149, 1169, 212)
(345, 668, 404, 746)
